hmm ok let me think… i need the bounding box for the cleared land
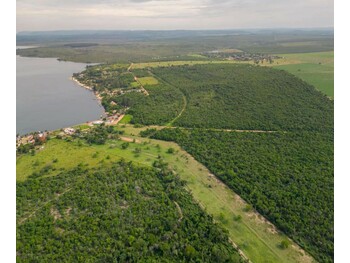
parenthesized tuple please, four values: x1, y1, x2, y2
(272, 52, 334, 97)
(137, 76, 159, 86)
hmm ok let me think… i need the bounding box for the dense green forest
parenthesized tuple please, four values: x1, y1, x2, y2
(115, 84, 184, 125)
(17, 160, 243, 262)
(151, 64, 333, 131)
(150, 128, 333, 262)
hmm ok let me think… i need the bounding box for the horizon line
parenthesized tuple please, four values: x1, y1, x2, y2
(17, 27, 334, 34)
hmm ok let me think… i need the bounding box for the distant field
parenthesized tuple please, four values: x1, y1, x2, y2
(131, 60, 242, 69)
(273, 52, 334, 97)
(16, 30, 333, 63)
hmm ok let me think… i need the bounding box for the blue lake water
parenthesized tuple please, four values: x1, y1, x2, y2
(16, 54, 104, 135)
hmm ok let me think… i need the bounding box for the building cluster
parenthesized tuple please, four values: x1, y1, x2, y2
(16, 131, 48, 148)
(226, 53, 281, 63)
(63, 127, 76, 135)
(202, 51, 281, 63)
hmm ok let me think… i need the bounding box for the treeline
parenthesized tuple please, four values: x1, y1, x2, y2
(150, 128, 334, 262)
(17, 160, 243, 262)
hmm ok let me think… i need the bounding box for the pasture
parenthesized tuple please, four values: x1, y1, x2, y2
(273, 52, 334, 97)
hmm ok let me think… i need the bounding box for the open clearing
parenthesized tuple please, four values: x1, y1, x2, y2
(16, 124, 315, 263)
(272, 51, 334, 97)
(137, 76, 159, 86)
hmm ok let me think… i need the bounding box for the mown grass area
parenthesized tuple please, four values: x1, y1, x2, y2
(137, 76, 159, 86)
(274, 63, 333, 97)
(119, 114, 133, 124)
(16, 124, 315, 263)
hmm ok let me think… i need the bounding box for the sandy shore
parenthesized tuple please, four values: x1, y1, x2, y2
(71, 77, 104, 106)
(71, 76, 93, 91)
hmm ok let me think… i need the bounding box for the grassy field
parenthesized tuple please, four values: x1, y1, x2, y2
(119, 114, 133, 124)
(137, 76, 159, 86)
(16, 124, 315, 263)
(273, 52, 334, 97)
(130, 51, 334, 98)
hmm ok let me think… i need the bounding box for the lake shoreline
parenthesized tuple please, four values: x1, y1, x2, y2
(71, 76, 104, 104)
(17, 56, 105, 135)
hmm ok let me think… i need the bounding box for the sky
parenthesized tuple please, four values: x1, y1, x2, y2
(17, 0, 334, 32)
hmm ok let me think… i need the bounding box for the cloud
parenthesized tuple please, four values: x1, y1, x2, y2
(16, 0, 334, 31)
